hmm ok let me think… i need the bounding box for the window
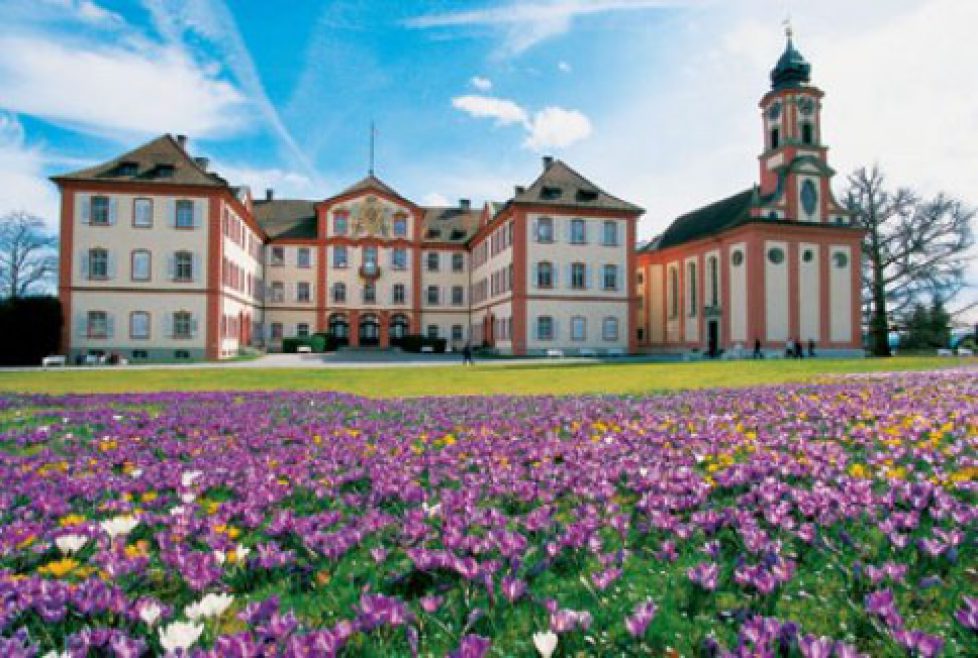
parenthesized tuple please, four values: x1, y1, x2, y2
(603, 264, 618, 291)
(333, 245, 348, 268)
(392, 248, 408, 270)
(687, 262, 697, 316)
(297, 248, 311, 268)
(270, 322, 283, 339)
(363, 282, 376, 304)
(332, 282, 346, 303)
(802, 122, 813, 145)
(130, 311, 150, 339)
(536, 217, 554, 243)
(602, 221, 618, 246)
(270, 282, 284, 303)
(296, 323, 310, 338)
(427, 285, 440, 305)
(570, 219, 587, 244)
(173, 311, 193, 339)
(731, 250, 744, 267)
(133, 198, 152, 227)
(451, 286, 464, 306)
(602, 317, 619, 341)
(802, 249, 814, 263)
(537, 261, 554, 288)
(571, 263, 587, 290)
(427, 252, 440, 272)
(767, 247, 785, 265)
(174, 350, 190, 360)
(392, 217, 407, 237)
(708, 256, 719, 306)
(833, 252, 849, 268)
(175, 200, 194, 229)
(88, 248, 109, 279)
(452, 325, 464, 341)
(770, 128, 780, 150)
(452, 253, 464, 272)
(392, 283, 406, 304)
(174, 251, 193, 281)
(131, 250, 151, 281)
(131, 350, 148, 360)
(270, 247, 285, 266)
(333, 213, 349, 235)
(669, 267, 679, 318)
(296, 282, 311, 303)
(571, 316, 586, 341)
(537, 316, 554, 341)
(363, 246, 378, 268)
(427, 325, 439, 339)
(87, 311, 108, 338)
(91, 196, 110, 225)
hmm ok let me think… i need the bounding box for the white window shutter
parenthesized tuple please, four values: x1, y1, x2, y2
(78, 194, 91, 224)
(586, 265, 593, 289)
(552, 265, 559, 287)
(167, 254, 176, 281)
(106, 315, 115, 338)
(193, 200, 204, 228)
(79, 251, 89, 279)
(192, 253, 202, 282)
(191, 316, 199, 338)
(162, 312, 172, 338)
(107, 251, 116, 279)
(566, 264, 573, 288)
(582, 221, 589, 244)
(532, 219, 539, 242)
(553, 318, 559, 340)
(532, 263, 539, 288)
(108, 198, 118, 225)
(76, 316, 87, 337)
(166, 200, 176, 228)
(532, 319, 539, 340)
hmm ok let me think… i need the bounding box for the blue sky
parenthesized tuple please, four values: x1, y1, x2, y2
(1, 0, 976, 317)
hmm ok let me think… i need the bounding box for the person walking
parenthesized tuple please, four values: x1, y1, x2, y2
(808, 339, 816, 358)
(461, 342, 473, 366)
(753, 338, 763, 359)
(785, 337, 795, 359)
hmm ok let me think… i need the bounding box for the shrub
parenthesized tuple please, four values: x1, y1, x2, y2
(0, 295, 63, 366)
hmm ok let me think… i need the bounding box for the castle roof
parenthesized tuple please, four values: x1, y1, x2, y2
(512, 159, 642, 214)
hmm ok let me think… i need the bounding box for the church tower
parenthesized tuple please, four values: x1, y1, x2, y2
(755, 26, 850, 225)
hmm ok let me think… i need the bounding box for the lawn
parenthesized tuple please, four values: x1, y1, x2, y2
(0, 371, 974, 656)
(0, 355, 970, 396)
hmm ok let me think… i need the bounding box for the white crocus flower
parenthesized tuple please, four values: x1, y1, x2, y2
(213, 550, 226, 566)
(139, 601, 163, 626)
(100, 515, 139, 539)
(181, 470, 203, 487)
(236, 544, 251, 562)
(185, 593, 234, 620)
(180, 492, 197, 504)
(130, 468, 143, 479)
(55, 534, 88, 555)
(533, 630, 558, 658)
(159, 621, 203, 653)
(41, 651, 70, 658)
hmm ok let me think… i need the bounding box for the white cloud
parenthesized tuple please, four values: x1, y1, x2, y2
(524, 107, 592, 151)
(0, 35, 248, 140)
(470, 76, 493, 91)
(421, 192, 452, 206)
(452, 95, 529, 126)
(0, 114, 61, 228)
(406, 0, 696, 56)
(557, 60, 572, 73)
(212, 163, 319, 200)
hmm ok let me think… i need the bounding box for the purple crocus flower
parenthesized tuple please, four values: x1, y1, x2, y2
(892, 629, 944, 658)
(955, 596, 978, 630)
(501, 576, 527, 603)
(448, 634, 491, 658)
(798, 634, 834, 658)
(624, 599, 657, 638)
(688, 562, 719, 590)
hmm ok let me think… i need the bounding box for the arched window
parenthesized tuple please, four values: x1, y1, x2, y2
(332, 282, 346, 303)
(390, 314, 409, 339)
(328, 313, 349, 339)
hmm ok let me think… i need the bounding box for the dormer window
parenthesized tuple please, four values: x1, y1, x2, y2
(155, 164, 175, 178)
(117, 161, 138, 176)
(540, 186, 562, 200)
(576, 189, 598, 202)
(450, 229, 466, 240)
(426, 228, 442, 239)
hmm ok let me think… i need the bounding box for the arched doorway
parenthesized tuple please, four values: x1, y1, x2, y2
(389, 313, 409, 347)
(359, 313, 380, 347)
(328, 313, 349, 348)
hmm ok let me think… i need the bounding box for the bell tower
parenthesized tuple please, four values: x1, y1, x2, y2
(756, 25, 843, 224)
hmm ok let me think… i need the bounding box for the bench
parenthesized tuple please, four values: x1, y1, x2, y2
(545, 349, 565, 358)
(296, 345, 313, 354)
(577, 348, 597, 357)
(957, 348, 974, 357)
(42, 355, 67, 368)
(606, 347, 625, 357)
(420, 346, 435, 353)
(937, 348, 954, 357)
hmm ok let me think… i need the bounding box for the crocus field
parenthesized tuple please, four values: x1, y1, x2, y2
(0, 370, 976, 657)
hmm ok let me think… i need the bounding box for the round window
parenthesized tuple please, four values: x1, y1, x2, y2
(731, 251, 744, 266)
(767, 247, 785, 265)
(802, 249, 814, 263)
(833, 252, 849, 268)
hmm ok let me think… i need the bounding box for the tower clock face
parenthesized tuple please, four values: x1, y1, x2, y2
(767, 101, 782, 121)
(798, 96, 815, 116)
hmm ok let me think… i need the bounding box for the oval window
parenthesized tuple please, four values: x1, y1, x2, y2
(833, 252, 849, 268)
(802, 249, 814, 263)
(767, 247, 785, 265)
(731, 251, 744, 267)
(801, 180, 818, 216)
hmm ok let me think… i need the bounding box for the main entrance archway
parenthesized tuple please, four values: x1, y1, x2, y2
(328, 313, 350, 348)
(358, 313, 380, 347)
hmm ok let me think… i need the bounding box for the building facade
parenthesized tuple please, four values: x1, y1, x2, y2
(52, 31, 861, 362)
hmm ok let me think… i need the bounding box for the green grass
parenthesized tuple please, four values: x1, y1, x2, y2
(0, 356, 969, 397)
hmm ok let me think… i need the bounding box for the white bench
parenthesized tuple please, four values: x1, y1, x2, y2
(957, 347, 974, 357)
(577, 348, 597, 357)
(937, 348, 954, 357)
(420, 346, 435, 353)
(42, 355, 67, 368)
(296, 345, 312, 354)
(606, 347, 625, 357)
(545, 349, 565, 358)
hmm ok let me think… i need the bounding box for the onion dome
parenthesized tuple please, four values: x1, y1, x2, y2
(770, 26, 811, 90)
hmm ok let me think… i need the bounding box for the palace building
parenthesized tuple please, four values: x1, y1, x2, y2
(52, 31, 862, 362)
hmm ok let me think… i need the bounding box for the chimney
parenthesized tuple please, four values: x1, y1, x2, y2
(459, 198, 471, 210)
(542, 155, 554, 170)
(193, 156, 209, 171)
(514, 185, 526, 196)
(265, 188, 274, 201)
(176, 134, 187, 150)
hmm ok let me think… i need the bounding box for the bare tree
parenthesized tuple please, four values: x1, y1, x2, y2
(845, 166, 975, 356)
(0, 211, 58, 299)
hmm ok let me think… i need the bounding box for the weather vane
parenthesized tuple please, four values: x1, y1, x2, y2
(368, 121, 376, 176)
